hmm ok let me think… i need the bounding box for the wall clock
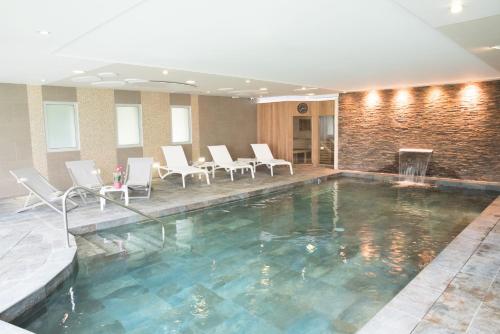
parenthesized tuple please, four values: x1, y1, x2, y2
(297, 103, 308, 114)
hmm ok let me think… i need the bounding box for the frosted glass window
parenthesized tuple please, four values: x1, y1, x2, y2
(116, 105, 142, 147)
(44, 103, 79, 151)
(171, 106, 191, 144)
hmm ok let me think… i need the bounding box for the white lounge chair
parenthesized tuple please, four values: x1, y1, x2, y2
(125, 157, 154, 199)
(208, 145, 255, 181)
(251, 144, 294, 176)
(10, 167, 78, 214)
(65, 160, 103, 203)
(157, 146, 210, 188)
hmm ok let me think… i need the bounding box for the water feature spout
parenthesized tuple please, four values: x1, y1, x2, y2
(398, 148, 433, 184)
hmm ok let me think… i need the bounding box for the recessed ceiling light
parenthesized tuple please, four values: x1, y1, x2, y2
(307, 93, 315, 96)
(450, 1, 463, 14)
(72, 70, 85, 74)
(294, 87, 318, 92)
(491, 45, 500, 50)
(162, 70, 169, 75)
(231, 96, 239, 99)
(38, 30, 51, 35)
(259, 87, 268, 91)
(206, 91, 211, 94)
(98, 72, 117, 78)
(40, 79, 46, 83)
(217, 88, 233, 91)
(186, 80, 196, 85)
(245, 79, 251, 84)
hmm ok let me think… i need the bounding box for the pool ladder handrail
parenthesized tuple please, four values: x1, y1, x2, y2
(62, 185, 165, 248)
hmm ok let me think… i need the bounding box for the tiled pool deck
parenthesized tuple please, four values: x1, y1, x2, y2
(0, 166, 499, 333)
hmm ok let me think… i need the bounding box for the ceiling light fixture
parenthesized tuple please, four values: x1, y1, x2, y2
(206, 91, 211, 94)
(186, 80, 196, 85)
(162, 70, 169, 75)
(245, 79, 251, 84)
(307, 93, 315, 96)
(259, 88, 268, 91)
(217, 88, 233, 91)
(40, 79, 46, 83)
(72, 70, 85, 74)
(450, 1, 463, 14)
(491, 45, 500, 50)
(38, 30, 51, 35)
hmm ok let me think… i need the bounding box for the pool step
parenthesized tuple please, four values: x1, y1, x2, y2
(83, 233, 127, 258)
(75, 236, 107, 259)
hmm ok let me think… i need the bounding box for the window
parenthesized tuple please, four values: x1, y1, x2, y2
(171, 106, 191, 144)
(116, 104, 143, 147)
(44, 102, 79, 151)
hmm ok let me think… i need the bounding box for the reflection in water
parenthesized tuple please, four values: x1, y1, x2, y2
(24, 179, 496, 334)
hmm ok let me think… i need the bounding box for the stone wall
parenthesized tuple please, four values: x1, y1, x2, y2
(338, 80, 500, 181)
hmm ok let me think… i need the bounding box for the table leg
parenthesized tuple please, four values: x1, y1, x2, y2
(124, 189, 129, 206)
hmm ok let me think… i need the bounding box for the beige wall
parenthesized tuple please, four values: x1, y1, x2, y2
(0, 84, 258, 198)
(0, 84, 33, 198)
(27, 85, 47, 178)
(141, 91, 170, 164)
(199, 96, 257, 160)
(77, 88, 117, 183)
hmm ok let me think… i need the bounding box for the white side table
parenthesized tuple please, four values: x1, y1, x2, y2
(99, 185, 129, 211)
(193, 161, 216, 178)
(237, 158, 257, 172)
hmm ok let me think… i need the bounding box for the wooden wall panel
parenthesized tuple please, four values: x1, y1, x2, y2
(257, 100, 335, 166)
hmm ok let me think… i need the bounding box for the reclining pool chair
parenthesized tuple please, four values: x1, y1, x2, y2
(65, 160, 103, 203)
(157, 146, 210, 188)
(10, 167, 78, 214)
(251, 143, 294, 176)
(208, 145, 254, 181)
(125, 157, 154, 199)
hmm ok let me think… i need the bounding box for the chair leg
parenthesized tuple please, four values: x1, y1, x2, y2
(230, 170, 234, 181)
(289, 164, 294, 175)
(250, 167, 255, 179)
(270, 166, 274, 176)
(205, 172, 210, 185)
(182, 175, 186, 188)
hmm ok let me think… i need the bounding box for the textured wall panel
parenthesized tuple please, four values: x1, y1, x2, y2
(27, 85, 47, 179)
(141, 91, 170, 165)
(77, 88, 117, 183)
(338, 80, 500, 181)
(0, 84, 33, 198)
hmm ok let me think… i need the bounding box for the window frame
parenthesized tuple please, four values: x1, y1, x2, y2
(43, 101, 80, 152)
(170, 105, 192, 144)
(115, 103, 144, 148)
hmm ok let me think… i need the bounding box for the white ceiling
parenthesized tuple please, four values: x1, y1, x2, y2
(0, 0, 499, 96)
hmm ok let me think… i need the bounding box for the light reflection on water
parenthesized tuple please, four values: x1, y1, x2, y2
(21, 179, 496, 334)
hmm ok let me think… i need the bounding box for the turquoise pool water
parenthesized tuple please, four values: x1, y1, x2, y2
(20, 178, 496, 333)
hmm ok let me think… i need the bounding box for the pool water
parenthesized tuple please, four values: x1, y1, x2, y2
(20, 178, 496, 334)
